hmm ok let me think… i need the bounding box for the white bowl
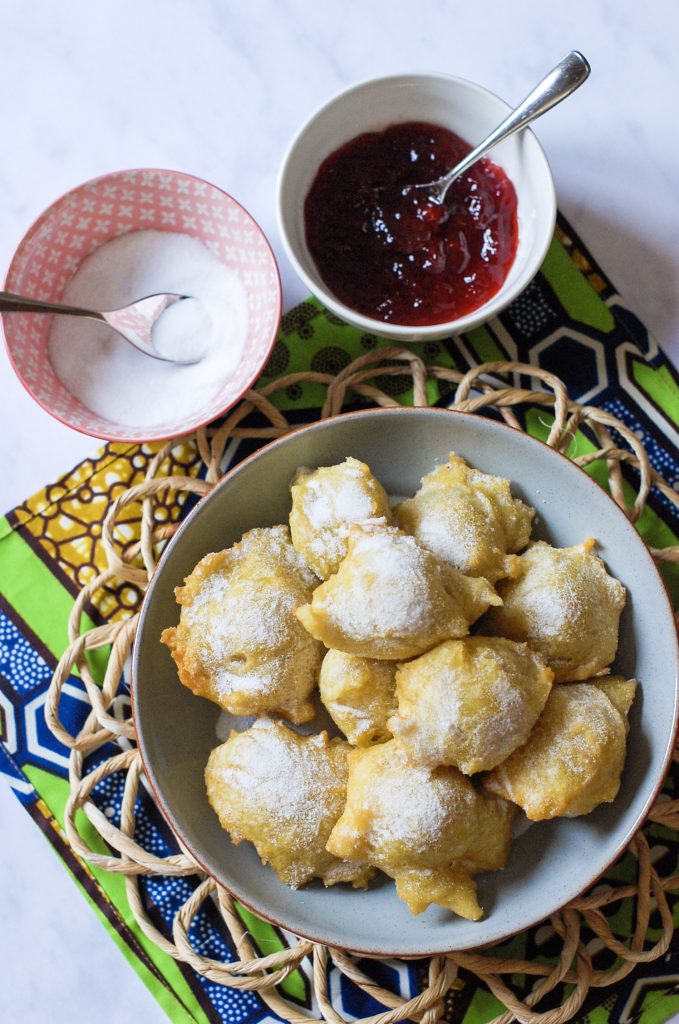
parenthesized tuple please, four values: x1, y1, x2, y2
(277, 73, 556, 342)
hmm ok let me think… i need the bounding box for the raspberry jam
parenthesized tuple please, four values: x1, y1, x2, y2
(304, 121, 519, 326)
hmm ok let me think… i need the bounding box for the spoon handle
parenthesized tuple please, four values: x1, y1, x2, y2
(438, 51, 591, 200)
(0, 290, 104, 321)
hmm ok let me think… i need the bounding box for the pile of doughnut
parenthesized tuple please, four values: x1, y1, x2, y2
(161, 454, 633, 921)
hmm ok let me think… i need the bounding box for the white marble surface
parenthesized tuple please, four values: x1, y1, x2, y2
(1, 1, 678, 1021)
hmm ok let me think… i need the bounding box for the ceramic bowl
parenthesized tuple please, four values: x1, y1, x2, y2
(277, 73, 556, 342)
(132, 407, 678, 957)
(2, 169, 282, 443)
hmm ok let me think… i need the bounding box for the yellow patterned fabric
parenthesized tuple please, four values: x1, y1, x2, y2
(10, 440, 201, 622)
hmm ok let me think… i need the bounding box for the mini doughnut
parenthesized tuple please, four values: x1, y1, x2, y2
(396, 453, 534, 583)
(296, 524, 500, 660)
(389, 637, 553, 774)
(481, 540, 626, 682)
(205, 718, 373, 888)
(290, 457, 391, 579)
(161, 526, 322, 722)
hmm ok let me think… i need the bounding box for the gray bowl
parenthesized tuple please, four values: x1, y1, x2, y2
(132, 408, 678, 957)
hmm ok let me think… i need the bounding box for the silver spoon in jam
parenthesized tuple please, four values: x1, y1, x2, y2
(408, 50, 590, 208)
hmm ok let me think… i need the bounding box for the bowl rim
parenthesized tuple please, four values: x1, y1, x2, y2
(131, 405, 679, 957)
(276, 71, 557, 340)
(2, 167, 283, 444)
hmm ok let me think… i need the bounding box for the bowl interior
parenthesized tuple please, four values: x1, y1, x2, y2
(3, 169, 281, 442)
(278, 74, 555, 340)
(133, 408, 677, 957)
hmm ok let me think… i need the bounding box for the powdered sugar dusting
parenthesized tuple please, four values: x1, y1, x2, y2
(512, 579, 578, 636)
(545, 688, 619, 778)
(291, 458, 390, 575)
(430, 665, 528, 762)
(413, 508, 494, 577)
(182, 526, 318, 704)
(372, 762, 454, 852)
(188, 577, 278, 689)
(494, 541, 626, 652)
(193, 580, 293, 654)
(216, 720, 346, 877)
(391, 638, 552, 773)
(235, 524, 317, 588)
(326, 527, 435, 638)
(487, 683, 629, 818)
(304, 466, 374, 531)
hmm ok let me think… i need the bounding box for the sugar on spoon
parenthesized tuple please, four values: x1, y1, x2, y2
(0, 290, 203, 365)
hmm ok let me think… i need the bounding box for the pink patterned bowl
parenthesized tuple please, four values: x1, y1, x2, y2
(2, 169, 282, 442)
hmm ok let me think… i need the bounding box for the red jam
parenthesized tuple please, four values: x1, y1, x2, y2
(304, 121, 519, 326)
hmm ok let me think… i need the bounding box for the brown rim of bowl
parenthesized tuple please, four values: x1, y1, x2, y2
(2, 167, 283, 443)
(131, 405, 679, 957)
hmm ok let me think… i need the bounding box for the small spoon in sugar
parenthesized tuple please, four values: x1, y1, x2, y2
(0, 289, 206, 364)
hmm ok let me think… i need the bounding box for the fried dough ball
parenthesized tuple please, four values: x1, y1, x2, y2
(289, 457, 391, 579)
(319, 650, 397, 746)
(484, 678, 636, 820)
(392, 867, 485, 920)
(481, 540, 626, 682)
(161, 526, 322, 723)
(296, 524, 500, 660)
(326, 740, 514, 919)
(592, 675, 637, 721)
(395, 454, 534, 583)
(206, 719, 373, 888)
(389, 637, 553, 774)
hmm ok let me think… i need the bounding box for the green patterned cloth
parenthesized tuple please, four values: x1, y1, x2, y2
(0, 214, 678, 1024)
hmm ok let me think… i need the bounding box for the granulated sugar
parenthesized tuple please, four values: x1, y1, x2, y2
(299, 460, 387, 565)
(150, 296, 212, 363)
(219, 720, 343, 844)
(181, 526, 319, 704)
(327, 527, 434, 638)
(48, 230, 248, 427)
(373, 763, 453, 851)
(304, 466, 374, 531)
